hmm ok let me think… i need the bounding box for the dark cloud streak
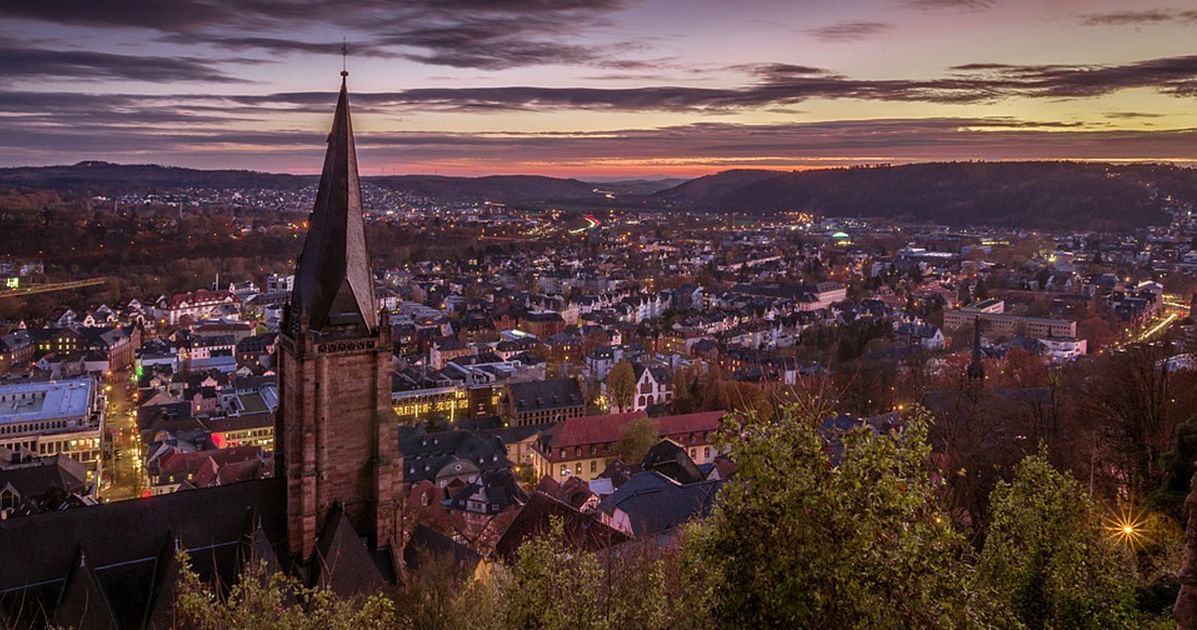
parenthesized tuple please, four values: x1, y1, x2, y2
(903, 0, 995, 11)
(1079, 8, 1197, 26)
(807, 21, 891, 42)
(0, 0, 637, 71)
(0, 46, 244, 82)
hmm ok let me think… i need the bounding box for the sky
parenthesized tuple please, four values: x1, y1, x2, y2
(4, 0, 1197, 178)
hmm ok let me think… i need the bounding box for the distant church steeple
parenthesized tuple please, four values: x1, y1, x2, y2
(967, 316, 985, 384)
(286, 68, 377, 337)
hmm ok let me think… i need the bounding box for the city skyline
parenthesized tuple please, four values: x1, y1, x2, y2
(5, 0, 1197, 176)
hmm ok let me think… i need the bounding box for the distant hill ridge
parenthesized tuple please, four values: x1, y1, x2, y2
(1, 160, 1194, 229)
(654, 162, 1197, 229)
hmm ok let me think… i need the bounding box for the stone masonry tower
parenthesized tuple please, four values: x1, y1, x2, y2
(276, 70, 401, 559)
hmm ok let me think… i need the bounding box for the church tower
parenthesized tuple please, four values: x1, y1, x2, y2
(967, 316, 985, 394)
(276, 70, 401, 559)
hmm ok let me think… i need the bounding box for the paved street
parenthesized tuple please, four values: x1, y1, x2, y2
(99, 368, 146, 501)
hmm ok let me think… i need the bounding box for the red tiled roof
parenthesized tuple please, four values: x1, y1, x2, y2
(159, 445, 261, 475)
(191, 456, 221, 487)
(657, 410, 724, 438)
(541, 411, 646, 451)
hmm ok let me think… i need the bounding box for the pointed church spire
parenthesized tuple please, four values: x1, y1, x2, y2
(288, 71, 377, 335)
(967, 316, 985, 383)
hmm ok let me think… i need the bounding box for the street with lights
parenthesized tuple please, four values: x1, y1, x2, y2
(99, 368, 146, 501)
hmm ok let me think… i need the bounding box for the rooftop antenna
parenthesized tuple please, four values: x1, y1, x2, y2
(340, 38, 349, 77)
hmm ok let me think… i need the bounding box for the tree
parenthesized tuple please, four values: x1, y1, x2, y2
(668, 365, 704, 414)
(684, 406, 1012, 628)
(492, 518, 674, 630)
(1153, 417, 1197, 521)
(613, 417, 660, 465)
(605, 360, 636, 412)
(977, 453, 1138, 629)
(173, 554, 396, 630)
(1078, 345, 1177, 496)
(396, 549, 482, 630)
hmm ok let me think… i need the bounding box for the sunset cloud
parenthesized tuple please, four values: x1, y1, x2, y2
(1, 0, 1195, 175)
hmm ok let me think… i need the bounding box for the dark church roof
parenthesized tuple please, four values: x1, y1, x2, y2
(0, 479, 287, 629)
(312, 504, 386, 597)
(287, 74, 377, 335)
(52, 547, 121, 630)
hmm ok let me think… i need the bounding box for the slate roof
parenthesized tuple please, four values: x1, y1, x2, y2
(398, 428, 510, 485)
(641, 440, 704, 484)
(0, 450, 89, 501)
(52, 547, 120, 630)
(235, 333, 277, 354)
(443, 467, 528, 515)
(508, 378, 584, 414)
(598, 471, 722, 538)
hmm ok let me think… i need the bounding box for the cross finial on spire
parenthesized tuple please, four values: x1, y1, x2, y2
(340, 38, 349, 77)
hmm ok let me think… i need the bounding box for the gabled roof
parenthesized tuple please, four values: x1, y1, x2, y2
(398, 428, 510, 485)
(0, 452, 88, 501)
(404, 524, 481, 578)
(313, 504, 386, 597)
(493, 491, 629, 561)
(538, 411, 646, 452)
(641, 440, 704, 484)
(656, 410, 724, 439)
(288, 74, 377, 335)
(52, 547, 120, 630)
(0, 478, 286, 629)
(142, 532, 182, 630)
(598, 471, 722, 538)
(244, 525, 281, 577)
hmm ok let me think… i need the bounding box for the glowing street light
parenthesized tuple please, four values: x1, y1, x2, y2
(1103, 505, 1151, 549)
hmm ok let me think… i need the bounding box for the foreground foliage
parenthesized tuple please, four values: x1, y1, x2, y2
(174, 555, 395, 630)
(977, 454, 1139, 629)
(170, 403, 1161, 629)
(684, 406, 1014, 628)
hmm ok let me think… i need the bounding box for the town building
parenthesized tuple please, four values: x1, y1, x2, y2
(531, 409, 724, 481)
(0, 446, 94, 517)
(943, 300, 1077, 339)
(503, 378, 585, 427)
(632, 364, 673, 411)
(155, 289, 241, 325)
(0, 376, 104, 482)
